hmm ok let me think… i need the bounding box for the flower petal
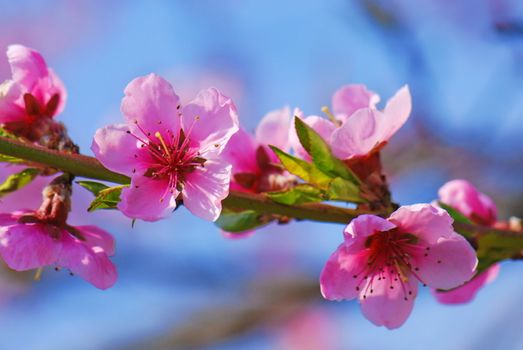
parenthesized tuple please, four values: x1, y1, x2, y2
(381, 85, 411, 139)
(58, 234, 117, 290)
(320, 243, 367, 301)
(432, 264, 500, 304)
(415, 234, 478, 290)
(121, 73, 182, 135)
(438, 179, 497, 225)
(118, 176, 178, 222)
(7, 44, 48, 90)
(389, 204, 455, 244)
(343, 214, 396, 248)
(91, 124, 144, 175)
(255, 107, 292, 151)
(221, 128, 259, 175)
(0, 223, 59, 270)
(0, 80, 25, 123)
(330, 108, 384, 159)
(182, 159, 232, 221)
(332, 84, 380, 121)
(181, 87, 239, 155)
(359, 274, 418, 329)
(75, 225, 116, 256)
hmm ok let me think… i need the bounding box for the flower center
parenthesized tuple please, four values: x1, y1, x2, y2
(127, 119, 206, 198)
(351, 228, 433, 301)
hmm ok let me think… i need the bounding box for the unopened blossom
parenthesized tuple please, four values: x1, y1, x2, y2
(433, 179, 500, 304)
(92, 73, 238, 222)
(320, 204, 477, 329)
(289, 84, 411, 161)
(0, 44, 66, 126)
(222, 107, 296, 194)
(0, 176, 117, 289)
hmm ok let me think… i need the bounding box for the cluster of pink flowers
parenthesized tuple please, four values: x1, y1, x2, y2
(0, 44, 511, 330)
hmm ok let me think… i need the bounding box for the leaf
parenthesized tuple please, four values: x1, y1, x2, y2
(268, 184, 324, 205)
(215, 208, 272, 233)
(294, 117, 360, 184)
(327, 177, 362, 203)
(87, 185, 127, 212)
(269, 146, 331, 187)
(476, 233, 523, 273)
(438, 202, 473, 225)
(0, 168, 40, 197)
(76, 180, 110, 196)
(0, 154, 24, 164)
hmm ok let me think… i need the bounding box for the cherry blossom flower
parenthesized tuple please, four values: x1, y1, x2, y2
(320, 204, 477, 329)
(222, 107, 296, 194)
(433, 179, 500, 304)
(0, 211, 117, 289)
(92, 73, 238, 222)
(0, 44, 66, 126)
(289, 84, 411, 161)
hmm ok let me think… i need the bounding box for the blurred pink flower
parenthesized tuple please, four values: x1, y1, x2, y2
(433, 179, 500, 304)
(320, 204, 477, 329)
(0, 211, 116, 289)
(92, 73, 238, 222)
(222, 107, 295, 193)
(0, 44, 66, 125)
(332, 84, 380, 122)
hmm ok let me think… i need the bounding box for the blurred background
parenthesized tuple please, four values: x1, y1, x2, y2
(0, 0, 522, 349)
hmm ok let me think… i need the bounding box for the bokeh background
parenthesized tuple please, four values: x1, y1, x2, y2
(0, 1, 522, 349)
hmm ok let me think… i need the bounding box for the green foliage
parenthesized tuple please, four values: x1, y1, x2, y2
(294, 117, 359, 184)
(0, 168, 40, 197)
(268, 184, 324, 205)
(327, 177, 362, 203)
(476, 233, 523, 274)
(77, 180, 126, 211)
(215, 208, 272, 233)
(438, 202, 473, 225)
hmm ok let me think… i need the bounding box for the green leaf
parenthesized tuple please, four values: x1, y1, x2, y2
(0, 168, 40, 197)
(327, 177, 362, 203)
(0, 154, 24, 164)
(269, 146, 331, 187)
(294, 117, 360, 184)
(438, 202, 473, 225)
(215, 208, 272, 233)
(0, 127, 20, 139)
(476, 233, 523, 273)
(268, 184, 324, 205)
(87, 185, 127, 212)
(76, 180, 110, 196)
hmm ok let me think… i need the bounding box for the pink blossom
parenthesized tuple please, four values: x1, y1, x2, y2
(320, 204, 477, 329)
(433, 179, 499, 304)
(289, 85, 411, 161)
(0, 44, 66, 125)
(92, 73, 238, 222)
(222, 106, 295, 194)
(0, 211, 117, 289)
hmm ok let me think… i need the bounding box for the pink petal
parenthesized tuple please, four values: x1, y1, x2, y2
(330, 108, 384, 159)
(221, 230, 255, 240)
(255, 106, 292, 151)
(320, 243, 368, 301)
(432, 264, 500, 304)
(343, 214, 396, 248)
(389, 204, 455, 244)
(75, 225, 116, 256)
(121, 73, 182, 135)
(415, 234, 478, 290)
(58, 234, 117, 290)
(438, 179, 497, 225)
(182, 159, 232, 221)
(91, 124, 152, 176)
(47, 69, 67, 116)
(181, 87, 239, 155)
(0, 223, 59, 271)
(332, 84, 380, 121)
(221, 128, 259, 174)
(118, 176, 178, 222)
(289, 115, 336, 160)
(0, 80, 25, 123)
(382, 85, 411, 139)
(359, 275, 418, 329)
(7, 44, 49, 91)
